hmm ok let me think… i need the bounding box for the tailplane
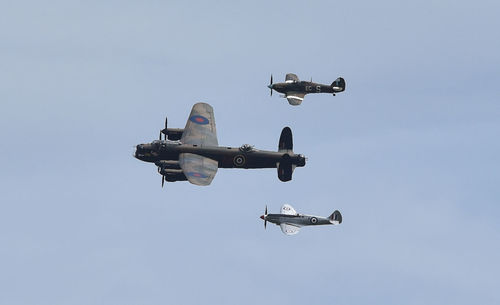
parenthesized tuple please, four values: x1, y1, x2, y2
(331, 77, 346, 92)
(329, 210, 342, 224)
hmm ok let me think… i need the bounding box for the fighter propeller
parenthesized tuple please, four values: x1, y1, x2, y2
(263, 205, 268, 229)
(269, 75, 273, 96)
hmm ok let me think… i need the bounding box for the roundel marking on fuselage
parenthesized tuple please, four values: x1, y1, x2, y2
(233, 155, 246, 166)
(189, 115, 209, 125)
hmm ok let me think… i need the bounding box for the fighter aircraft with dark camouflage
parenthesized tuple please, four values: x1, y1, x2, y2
(135, 103, 306, 186)
(260, 204, 342, 235)
(268, 73, 346, 105)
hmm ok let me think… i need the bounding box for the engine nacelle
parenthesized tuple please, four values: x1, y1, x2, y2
(163, 128, 183, 141)
(155, 160, 181, 170)
(160, 117, 184, 141)
(159, 168, 187, 182)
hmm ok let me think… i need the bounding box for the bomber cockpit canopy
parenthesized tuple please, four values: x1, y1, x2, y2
(150, 139, 181, 150)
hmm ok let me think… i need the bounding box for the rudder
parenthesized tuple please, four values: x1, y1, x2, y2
(331, 77, 346, 92)
(278, 127, 293, 152)
(329, 210, 342, 224)
(277, 159, 293, 182)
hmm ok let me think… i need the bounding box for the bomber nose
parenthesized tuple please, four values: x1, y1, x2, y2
(135, 144, 146, 159)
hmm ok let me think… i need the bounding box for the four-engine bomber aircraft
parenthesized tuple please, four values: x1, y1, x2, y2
(268, 73, 346, 105)
(260, 204, 342, 235)
(135, 103, 306, 186)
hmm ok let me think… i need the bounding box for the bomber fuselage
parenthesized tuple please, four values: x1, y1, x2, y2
(135, 140, 306, 169)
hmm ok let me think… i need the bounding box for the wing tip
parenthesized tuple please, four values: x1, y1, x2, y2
(193, 101, 213, 108)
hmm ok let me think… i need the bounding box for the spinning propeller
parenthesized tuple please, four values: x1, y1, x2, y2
(264, 205, 268, 229)
(157, 166, 165, 188)
(269, 74, 273, 96)
(159, 117, 168, 140)
(158, 117, 171, 187)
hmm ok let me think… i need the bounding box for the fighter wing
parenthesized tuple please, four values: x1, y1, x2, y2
(179, 153, 218, 186)
(281, 204, 298, 215)
(285, 73, 299, 83)
(286, 93, 305, 106)
(280, 223, 301, 235)
(181, 102, 218, 146)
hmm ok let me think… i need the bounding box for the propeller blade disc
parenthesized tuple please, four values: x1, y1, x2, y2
(270, 75, 273, 96)
(162, 175, 165, 188)
(264, 205, 268, 229)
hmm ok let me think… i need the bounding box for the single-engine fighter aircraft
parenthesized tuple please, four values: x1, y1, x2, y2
(135, 103, 306, 186)
(260, 204, 342, 235)
(268, 73, 346, 105)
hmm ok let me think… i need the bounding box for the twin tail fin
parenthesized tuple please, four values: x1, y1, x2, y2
(278, 127, 294, 182)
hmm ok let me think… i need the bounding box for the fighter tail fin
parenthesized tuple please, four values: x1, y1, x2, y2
(329, 210, 342, 224)
(331, 77, 346, 92)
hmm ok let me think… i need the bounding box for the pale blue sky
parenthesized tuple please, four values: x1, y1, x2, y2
(1, 1, 499, 304)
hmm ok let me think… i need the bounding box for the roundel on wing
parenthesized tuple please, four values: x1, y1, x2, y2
(187, 172, 208, 179)
(189, 115, 209, 125)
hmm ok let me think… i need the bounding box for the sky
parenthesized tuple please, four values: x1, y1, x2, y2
(1, 1, 499, 304)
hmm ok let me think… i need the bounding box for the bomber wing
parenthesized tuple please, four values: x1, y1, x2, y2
(180, 102, 218, 146)
(285, 73, 299, 83)
(286, 93, 305, 106)
(280, 223, 301, 235)
(281, 204, 298, 215)
(179, 103, 219, 186)
(179, 153, 218, 186)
